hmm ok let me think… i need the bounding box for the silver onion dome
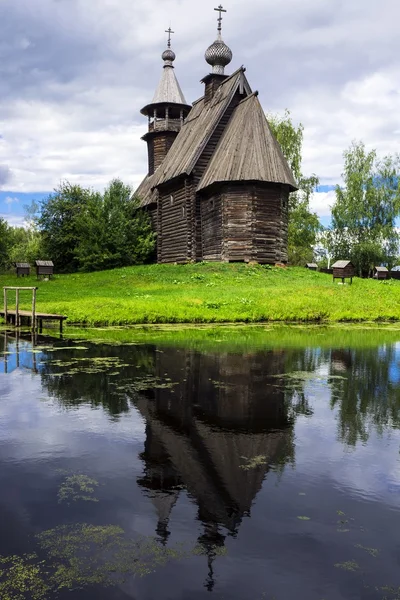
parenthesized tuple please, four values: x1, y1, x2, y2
(162, 48, 176, 64)
(205, 37, 232, 74)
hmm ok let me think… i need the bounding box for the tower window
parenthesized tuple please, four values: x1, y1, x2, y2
(170, 195, 174, 205)
(182, 206, 185, 217)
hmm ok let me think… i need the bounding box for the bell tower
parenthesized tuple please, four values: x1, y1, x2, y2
(141, 29, 191, 175)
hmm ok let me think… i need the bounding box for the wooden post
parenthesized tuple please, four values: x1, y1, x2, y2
(32, 287, 37, 332)
(15, 289, 19, 327)
(3, 288, 7, 324)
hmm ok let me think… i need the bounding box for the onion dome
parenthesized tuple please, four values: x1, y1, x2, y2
(205, 5, 232, 75)
(205, 38, 233, 74)
(162, 47, 176, 66)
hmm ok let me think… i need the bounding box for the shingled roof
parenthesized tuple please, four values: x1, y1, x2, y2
(135, 68, 250, 205)
(156, 67, 249, 186)
(197, 92, 298, 192)
(135, 66, 297, 205)
(151, 65, 187, 105)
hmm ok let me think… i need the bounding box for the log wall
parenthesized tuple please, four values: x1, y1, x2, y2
(252, 184, 289, 264)
(147, 132, 178, 175)
(157, 180, 190, 264)
(198, 183, 290, 264)
(221, 186, 252, 262)
(201, 194, 222, 261)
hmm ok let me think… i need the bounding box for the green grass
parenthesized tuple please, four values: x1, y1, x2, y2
(1, 263, 400, 326)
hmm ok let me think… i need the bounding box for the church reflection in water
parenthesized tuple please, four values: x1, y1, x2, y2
(133, 349, 295, 591)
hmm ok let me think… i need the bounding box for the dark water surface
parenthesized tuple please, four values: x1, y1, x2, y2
(1, 328, 400, 599)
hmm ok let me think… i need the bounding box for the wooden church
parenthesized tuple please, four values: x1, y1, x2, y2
(135, 6, 297, 264)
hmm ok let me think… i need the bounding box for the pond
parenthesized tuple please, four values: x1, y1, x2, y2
(1, 326, 400, 600)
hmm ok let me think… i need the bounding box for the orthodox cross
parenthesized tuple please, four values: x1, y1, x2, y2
(165, 27, 174, 48)
(214, 5, 227, 34)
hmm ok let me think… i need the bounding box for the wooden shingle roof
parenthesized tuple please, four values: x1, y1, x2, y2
(15, 262, 30, 268)
(151, 65, 187, 105)
(134, 171, 158, 207)
(332, 260, 353, 268)
(375, 266, 388, 272)
(35, 260, 54, 267)
(156, 68, 246, 186)
(197, 92, 298, 192)
(135, 68, 248, 206)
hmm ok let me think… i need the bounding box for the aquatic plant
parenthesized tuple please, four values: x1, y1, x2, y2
(354, 543, 379, 557)
(0, 554, 50, 600)
(239, 455, 268, 470)
(57, 474, 99, 504)
(334, 560, 359, 572)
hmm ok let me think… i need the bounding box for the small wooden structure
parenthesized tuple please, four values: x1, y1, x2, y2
(36, 260, 54, 279)
(332, 260, 355, 284)
(15, 262, 30, 277)
(391, 267, 400, 280)
(373, 266, 389, 280)
(305, 263, 318, 271)
(1, 286, 67, 334)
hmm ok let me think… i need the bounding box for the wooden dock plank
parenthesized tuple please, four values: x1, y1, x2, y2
(0, 310, 67, 320)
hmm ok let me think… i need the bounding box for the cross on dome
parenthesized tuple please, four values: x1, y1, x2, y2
(205, 5, 232, 74)
(162, 26, 176, 65)
(165, 27, 174, 48)
(214, 5, 227, 35)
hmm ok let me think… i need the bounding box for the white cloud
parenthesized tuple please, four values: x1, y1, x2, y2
(310, 190, 336, 218)
(0, 0, 399, 208)
(4, 196, 19, 205)
(0, 213, 27, 227)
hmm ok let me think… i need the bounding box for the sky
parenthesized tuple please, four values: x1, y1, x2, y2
(0, 0, 399, 229)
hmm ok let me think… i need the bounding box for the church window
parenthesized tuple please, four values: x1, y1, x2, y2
(170, 195, 174, 205)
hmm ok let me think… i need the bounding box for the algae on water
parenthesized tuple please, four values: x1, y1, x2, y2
(57, 474, 100, 504)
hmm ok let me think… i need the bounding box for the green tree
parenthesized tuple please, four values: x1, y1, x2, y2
(38, 182, 95, 272)
(268, 109, 321, 264)
(8, 225, 44, 266)
(75, 179, 155, 272)
(0, 217, 13, 271)
(331, 141, 400, 276)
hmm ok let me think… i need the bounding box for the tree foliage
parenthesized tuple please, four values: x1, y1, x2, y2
(37, 179, 155, 273)
(268, 109, 321, 264)
(330, 141, 400, 275)
(0, 217, 13, 271)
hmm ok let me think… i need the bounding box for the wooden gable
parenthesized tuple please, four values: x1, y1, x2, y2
(197, 93, 298, 192)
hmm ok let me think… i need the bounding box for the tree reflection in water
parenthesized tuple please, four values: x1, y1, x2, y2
(2, 331, 400, 594)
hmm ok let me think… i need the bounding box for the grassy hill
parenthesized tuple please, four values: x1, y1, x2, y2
(1, 263, 400, 326)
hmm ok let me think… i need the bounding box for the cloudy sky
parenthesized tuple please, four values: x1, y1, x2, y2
(0, 0, 399, 228)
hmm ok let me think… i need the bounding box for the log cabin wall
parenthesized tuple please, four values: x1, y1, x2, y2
(200, 193, 223, 261)
(157, 180, 191, 263)
(252, 184, 289, 264)
(221, 185, 253, 262)
(215, 183, 289, 264)
(150, 132, 178, 174)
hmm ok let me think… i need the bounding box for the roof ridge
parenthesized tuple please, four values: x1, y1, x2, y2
(238, 90, 259, 105)
(220, 66, 246, 86)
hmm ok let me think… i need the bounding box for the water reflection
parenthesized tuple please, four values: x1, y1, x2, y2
(134, 350, 295, 591)
(2, 330, 400, 598)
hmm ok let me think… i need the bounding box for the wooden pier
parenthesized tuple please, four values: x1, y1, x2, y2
(1, 287, 67, 334)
